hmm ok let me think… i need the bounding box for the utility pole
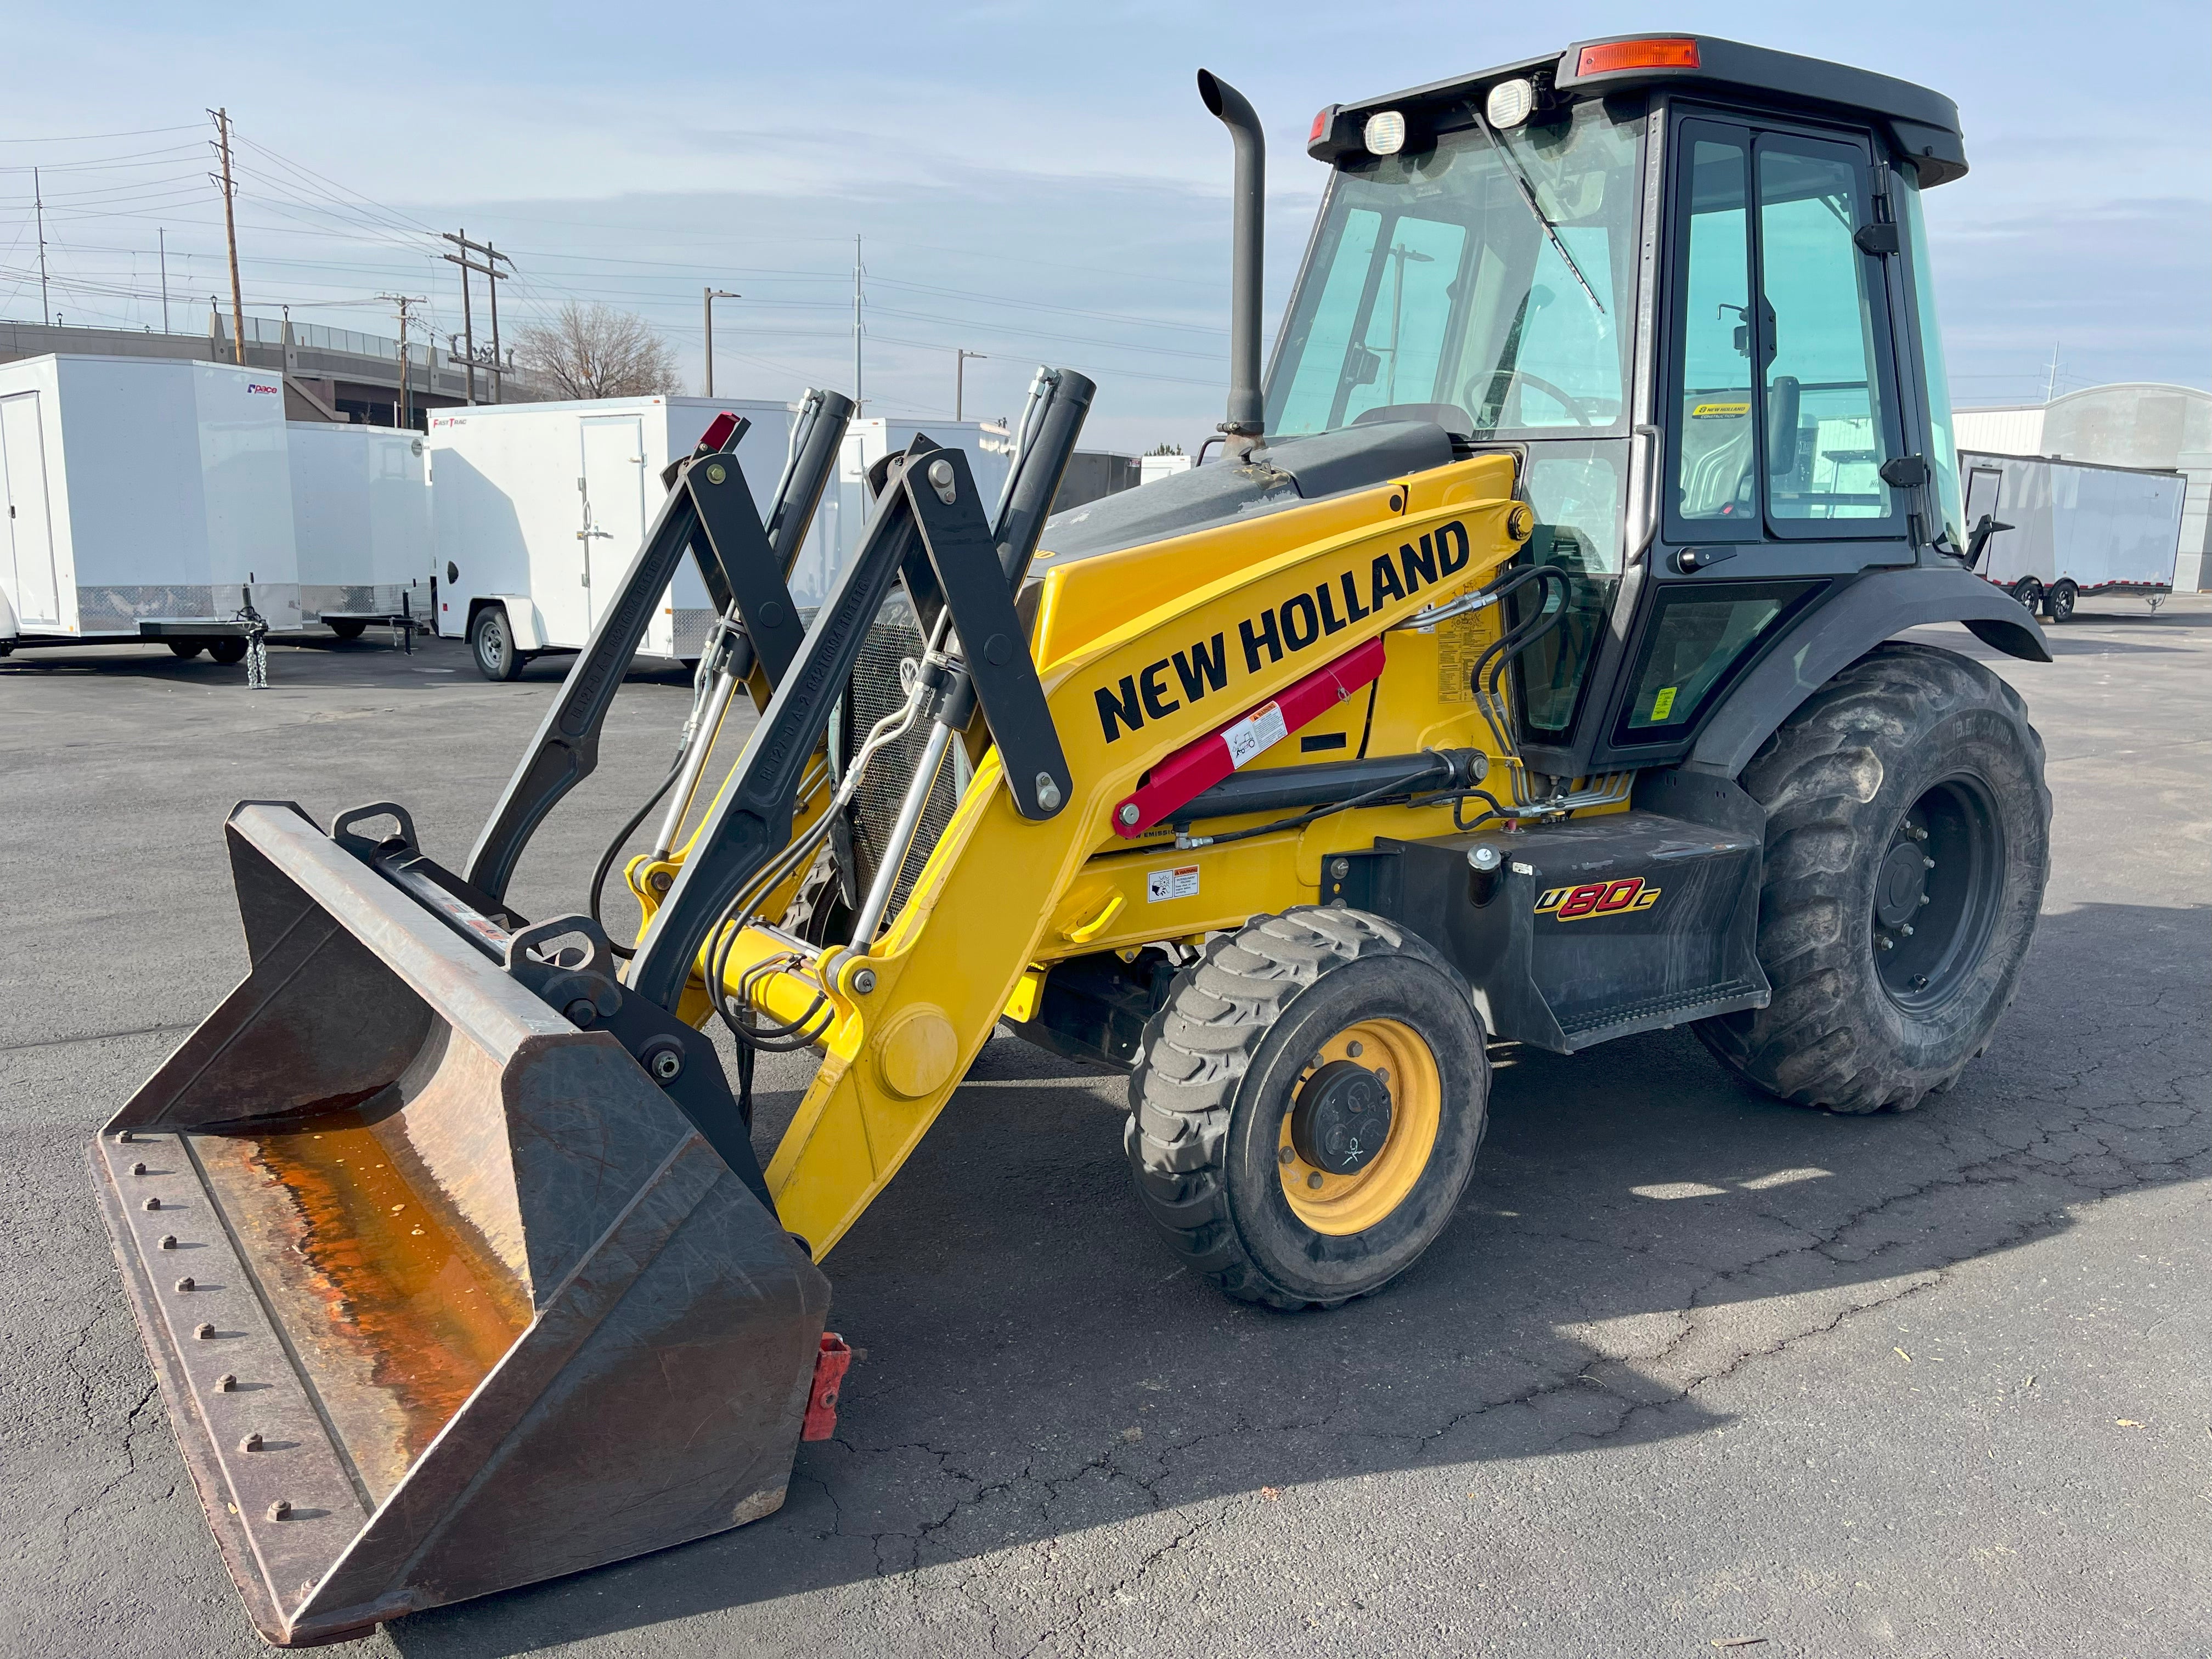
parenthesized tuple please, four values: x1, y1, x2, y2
(956, 348, 987, 422)
(380, 294, 426, 430)
(158, 228, 170, 334)
(209, 108, 245, 364)
(442, 230, 512, 404)
(703, 287, 740, 398)
(33, 167, 49, 326)
(2044, 341, 2061, 405)
(852, 234, 864, 416)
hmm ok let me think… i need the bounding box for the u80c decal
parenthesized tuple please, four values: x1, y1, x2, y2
(1534, 877, 1662, 921)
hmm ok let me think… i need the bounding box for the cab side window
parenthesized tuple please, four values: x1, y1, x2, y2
(1664, 118, 1903, 541)
(1757, 138, 1893, 522)
(1673, 131, 1757, 527)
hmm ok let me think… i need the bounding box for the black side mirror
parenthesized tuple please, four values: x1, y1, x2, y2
(1963, 512, 2014, 569)
(1765, 375, 1801, 477)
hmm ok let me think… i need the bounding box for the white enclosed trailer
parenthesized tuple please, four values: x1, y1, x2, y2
(426, 396, 800, 679)
(788, 417, 1014, 605)
(0, 354, 298, 657)
(287, 421, 432, 636)
(1959, 449, 2186, 621)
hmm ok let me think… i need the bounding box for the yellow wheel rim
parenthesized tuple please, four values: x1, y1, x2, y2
(1277, 1017, 1442, 1236)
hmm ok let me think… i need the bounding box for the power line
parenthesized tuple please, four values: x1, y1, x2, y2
(0, 124, 202, 143)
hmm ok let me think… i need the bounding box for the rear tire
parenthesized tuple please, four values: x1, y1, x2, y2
(329, 618, 368, 640)
(470, 605, 523, 681)
(1695, 642, 2050, 1112)
(2045, 580, 2076, 623)
(167, 641, 205, 659)
(206, 637, 247, 665)
(1125, 907, 1489, 1309)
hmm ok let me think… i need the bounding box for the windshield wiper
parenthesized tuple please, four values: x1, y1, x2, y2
(1472, 112, 1606, 316)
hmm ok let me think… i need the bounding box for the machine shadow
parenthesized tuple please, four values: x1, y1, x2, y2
(387, 899, 2206, 1656)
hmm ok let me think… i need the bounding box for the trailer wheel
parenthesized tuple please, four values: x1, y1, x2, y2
(2044, 580, 2076, 623)
(167, 641, 205, 659)
(470, 605, 524, 681)
(329, 618, 368, 640)
(207, 637, 247, 665)
(1125, 907, 1488, 1310)
(1695, 642, 2050, 1113)
(2008, 575, 2043, 615)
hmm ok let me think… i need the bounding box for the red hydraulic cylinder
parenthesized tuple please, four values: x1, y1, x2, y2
(1111, 634, 1388, 838)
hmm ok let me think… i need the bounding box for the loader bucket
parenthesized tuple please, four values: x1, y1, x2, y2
(93, 801, 830, 1645)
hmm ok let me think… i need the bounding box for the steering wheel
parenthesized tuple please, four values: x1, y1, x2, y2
(1463, 368, 1595, 427)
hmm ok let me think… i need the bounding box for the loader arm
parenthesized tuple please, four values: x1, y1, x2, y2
(746, 467, 1531, 1255)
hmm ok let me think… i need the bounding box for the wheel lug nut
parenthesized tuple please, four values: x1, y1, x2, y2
(174, 1276, 195, 1292)
(1877, 936, 1894, 951)
(1923, 856, 1936, 870)
(1898, 923, 1915, 937)
(130, 1162, 148, 1176)
(1306, 1171, 1324, 1189)
(240, 1432, 263, 1453)
(1918, 894, 1930, 906)
(1278, 1146, 1295, 1165)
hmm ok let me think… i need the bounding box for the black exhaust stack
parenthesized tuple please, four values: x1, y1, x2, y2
(1197, 70, 1265, 462)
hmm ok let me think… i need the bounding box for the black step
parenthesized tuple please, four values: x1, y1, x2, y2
(1556, 976, 1767, 1050)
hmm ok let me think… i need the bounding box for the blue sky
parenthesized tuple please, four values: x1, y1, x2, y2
(2, 2, 2204, 454)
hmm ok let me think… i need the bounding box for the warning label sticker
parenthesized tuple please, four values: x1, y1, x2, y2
(1223, 702, 1289, 769)
(1436, 612, 1485, 703)
(1147, 865, 1200, 903)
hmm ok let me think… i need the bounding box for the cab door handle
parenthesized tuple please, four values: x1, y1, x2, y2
(1672, 547, 1738, 574)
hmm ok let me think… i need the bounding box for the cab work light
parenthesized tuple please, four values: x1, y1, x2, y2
(1363, 110, 1406, 156)
(1575, 37, 1700, 76)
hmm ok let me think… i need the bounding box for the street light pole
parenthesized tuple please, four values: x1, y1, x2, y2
(704, 288, 741, 398)
(956, 348, 988, 422)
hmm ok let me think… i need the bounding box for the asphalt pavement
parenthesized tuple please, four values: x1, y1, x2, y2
(1, 600, 2204, 1658)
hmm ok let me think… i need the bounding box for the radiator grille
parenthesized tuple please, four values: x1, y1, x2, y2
(845, 595, 960, 924)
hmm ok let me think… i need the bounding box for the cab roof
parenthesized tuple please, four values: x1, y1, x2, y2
(1311, 32, 1968, 187)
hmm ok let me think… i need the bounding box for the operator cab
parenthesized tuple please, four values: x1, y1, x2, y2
(1276, 33, 1976, 777)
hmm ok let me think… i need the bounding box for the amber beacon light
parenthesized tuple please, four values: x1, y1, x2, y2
(1575, 37, 1701, 75)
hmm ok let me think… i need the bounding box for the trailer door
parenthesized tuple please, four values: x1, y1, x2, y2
(1962, 464, 2002, 571)
(578, 415, 647, 631)
(1, 392, 60, 627)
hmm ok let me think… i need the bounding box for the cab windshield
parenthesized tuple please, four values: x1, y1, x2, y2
(1266, 99, 1643, 440)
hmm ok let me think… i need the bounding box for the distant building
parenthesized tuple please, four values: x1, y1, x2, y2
(1956, 383, 2212, 590)
(1050, 451, 1142, 515)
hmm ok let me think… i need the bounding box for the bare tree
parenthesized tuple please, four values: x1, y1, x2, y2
(511, 303, 681, 399)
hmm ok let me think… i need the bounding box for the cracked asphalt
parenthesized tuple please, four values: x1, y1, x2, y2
(2, 598, 2205, 1658)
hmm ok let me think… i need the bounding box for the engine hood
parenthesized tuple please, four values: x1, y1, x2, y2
(1029, 420, 1457, 574)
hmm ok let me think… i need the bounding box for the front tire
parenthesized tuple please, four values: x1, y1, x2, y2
(1125, 907, 1489, 1309)
(167, 641, 205, 659)
(1695, 642, 2050, 1112)
(328, 617, 368, 640)
(2010, 575, 2044, 616)
(470, 605, 523, 681)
